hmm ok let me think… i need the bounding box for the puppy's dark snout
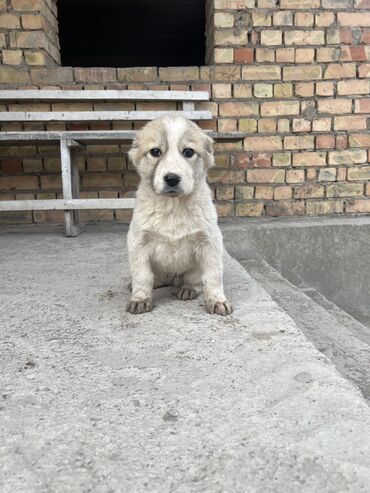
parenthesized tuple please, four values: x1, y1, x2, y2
(164, 173, 181, 187)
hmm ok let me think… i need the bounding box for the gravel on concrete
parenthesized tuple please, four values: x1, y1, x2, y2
(1, 223, 370, 493)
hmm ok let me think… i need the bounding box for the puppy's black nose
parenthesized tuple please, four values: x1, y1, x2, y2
(164, 173, 181, 187)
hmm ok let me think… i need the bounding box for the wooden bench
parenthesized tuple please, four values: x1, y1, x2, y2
(0, 90, 245, 236)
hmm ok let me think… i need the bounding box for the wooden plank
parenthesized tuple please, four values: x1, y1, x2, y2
(0, 110, 212, 122)
(0, 130, 246, 145)
(0, 90, 209, 101)
(0, 198, 135, 211)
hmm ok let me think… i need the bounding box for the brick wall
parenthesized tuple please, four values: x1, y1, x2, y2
(1, 0, 370, 224)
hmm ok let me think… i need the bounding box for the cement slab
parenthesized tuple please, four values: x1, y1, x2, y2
(1, 224, 370, 492)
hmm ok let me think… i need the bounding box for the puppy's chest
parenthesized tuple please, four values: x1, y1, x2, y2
(144, 230, 206, 273)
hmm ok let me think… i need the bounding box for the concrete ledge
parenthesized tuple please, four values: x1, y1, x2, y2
(1, 224, 370, 491)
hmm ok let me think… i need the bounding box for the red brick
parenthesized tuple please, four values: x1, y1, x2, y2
(252, 153, 272, 168)
(1, 160, 22, 173)
(338, 13, 370, 27)
(234, 48, 254, 64)
(340, 46, 367, 62)
(316, 135, 335, 149)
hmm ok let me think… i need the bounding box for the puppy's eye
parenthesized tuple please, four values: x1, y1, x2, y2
(150, 148, 161, 158)
(183, 148, 194, 158)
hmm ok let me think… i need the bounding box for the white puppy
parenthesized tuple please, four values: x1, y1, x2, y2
(126, 116, 232, 316)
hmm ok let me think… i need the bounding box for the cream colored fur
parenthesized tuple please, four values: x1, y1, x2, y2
(126, 116, 232, 316)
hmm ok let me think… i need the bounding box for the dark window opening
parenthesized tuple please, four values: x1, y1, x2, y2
(58, 0, 206, 67)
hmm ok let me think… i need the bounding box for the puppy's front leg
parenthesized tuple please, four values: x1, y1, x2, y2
(126, 248, 154, 314)
(200, 240, 232, 316)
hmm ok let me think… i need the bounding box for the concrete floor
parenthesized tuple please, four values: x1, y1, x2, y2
(2, 223, 370, 492)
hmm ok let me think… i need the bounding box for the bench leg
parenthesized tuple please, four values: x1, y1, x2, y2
(61, 139, 84, 237)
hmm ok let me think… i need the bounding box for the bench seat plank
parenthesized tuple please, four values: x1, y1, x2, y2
(0, 130, 246, 145)
(0, 90, 209, 102)
(0, 110, 212, 122)
(0, 198, 136, 211)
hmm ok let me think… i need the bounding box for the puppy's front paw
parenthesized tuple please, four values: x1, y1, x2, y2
(177, 285, 199, 301)
(126, 298, 153, 314)
(205, 299, 233, 316)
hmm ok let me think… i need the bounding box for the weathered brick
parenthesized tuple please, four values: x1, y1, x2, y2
(216, 185, 235, 200)
(214, 48, 234, 64)
(273, 11, 293, 26)
(349, 134, 370, 147)
(312, 118, 331, 132)
(256, 48, 275, 62)
(245, 136, 283, 151)
(294, 12, 314, 27)
(15, 31, 47, 49)
(220, 102, 259, 116)
(118, 67, 157, 82)
(348, 167, 370, 181)
(236, 203, 264, 217)
(293, 152, 327, 167)
(242, 65, 281, 81)
(252, 153, 272, 168)
(324, 64, 356, 79)
(11, 0, 42, 11)
(75, 68, 117, 83)
(254, 83, 273, 98)
(338, 80, 369, 95)
(281, 0, 320, 7)
(261, 30, 282, 46)
(258, 119, 276, 133)
(317, 48, 338, 63)
(2, 50, 23, 65)
(21, 13, 43, 29)
(329, 149, 367, 165)
(235, 186, 254, 199)
(317, 99, 352, 114)
(0, 175, 38, 190)
(294, 184, 324, 199)
(0, 66, 30, 84)
(234, 48, 254, 64)
(239, 119, 257, 132)
(334, 116, 367, 131)
(285, 30, 324, 46)
(265, 201, 305, 216)
(214, 0, 255, 8)
(273, 153, 291, 167)
(286, 169, 305, 183)
(284, 66, 322, 81)
(214, 29, 248, 46)
(208, 169, 245, 184)
(24, 50, 46, 65)
(359, 64, 370, 78)
(247, 169, 285, 183)
(213, 65, 240, 81)
(261, 101, 299, 116)
(274, 186, 292, 200)
(354, 99, 370, 113)
(83, 174, 123, 188)
(274, 83, 293, 98)
(307, 200, 343, 215)
(252, 12, 271, 27)
(214, 12, 234, 28)
(318, 168, 337, 182)
(316, 12, 335, 27)
(316, 81, 334, 97)
(255, 186, 274, 200)
(326, 183, 364, 197)
(326, 29, 340, 45)
(159, 67, 199, 82)
(295, 82, 314, 97)
(340, 46, 367, 62)
(0, 13, 21, 28)
(213, 83, 232, 99)
(31, 67, 73, 84)
(346, 200, 370, 213)
(338, 13, 370, 27)
(276, 48, 295, 63)
(295, 48, 314, 63)
(292, 118, 311, 132)
(233, 83, 252, 98)
(284, 136, 315, 150)
(278, 119, 290, 133)
(316, 135, 335, 149)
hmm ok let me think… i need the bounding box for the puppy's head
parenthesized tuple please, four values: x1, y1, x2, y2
(129, 116, 214, 197)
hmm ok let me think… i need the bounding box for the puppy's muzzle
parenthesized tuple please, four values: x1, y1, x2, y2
(163, 173, 182, 196)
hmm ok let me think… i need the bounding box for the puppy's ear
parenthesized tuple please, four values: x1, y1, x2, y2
(128, 140, 138, 167)
(203, 134, 215, 168)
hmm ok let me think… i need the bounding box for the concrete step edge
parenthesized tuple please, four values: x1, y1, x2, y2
(239, 257, 370, 403)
